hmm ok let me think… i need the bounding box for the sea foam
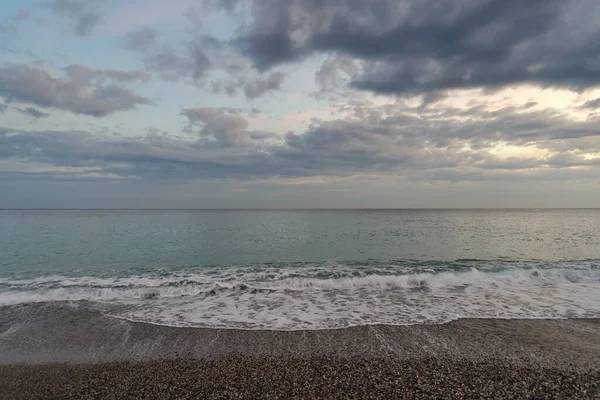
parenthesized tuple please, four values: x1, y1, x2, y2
(1, 262, 599, 330)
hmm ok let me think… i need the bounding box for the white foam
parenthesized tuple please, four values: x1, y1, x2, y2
(1, 264, 599, 330)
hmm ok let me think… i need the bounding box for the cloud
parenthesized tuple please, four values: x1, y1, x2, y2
(2, 99, 600, 184)
(244, 71, 285, 99)
(142, 36, 282, 99)
(74, 12, 100, 36)
(581, 98, 600, 109)
(125, 27, 158, 51)
(17, 107, 50, 118)
(236, 0, 600, 95)
(64, 64, 151, 83)
(142, 36, 249, 85)
(315, 55, 358, 92)
(144, 44, 211, 83)
(181, 107, 275, 147)
(51, 0, 103, 36)
(0, 63, 153, 117)
(0, 104, 6, 113)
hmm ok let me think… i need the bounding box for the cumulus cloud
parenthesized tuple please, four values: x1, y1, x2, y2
(235, 0, 600, 95)
(181, 107, 275, 147)
(0, 63, 152, 117)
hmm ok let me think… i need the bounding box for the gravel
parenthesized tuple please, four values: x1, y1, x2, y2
(1, 356, 598, 399)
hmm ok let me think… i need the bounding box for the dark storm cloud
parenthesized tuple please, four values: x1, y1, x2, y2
(51, 0, 102, 36)
(17, 107, 50, 118)
(0, 63, 153, 117)
(236, 0, 600, 94)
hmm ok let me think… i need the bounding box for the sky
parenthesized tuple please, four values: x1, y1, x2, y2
(1, 0, 600, 208)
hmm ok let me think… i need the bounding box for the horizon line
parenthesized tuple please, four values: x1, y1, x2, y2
(1, 207, 599, 211)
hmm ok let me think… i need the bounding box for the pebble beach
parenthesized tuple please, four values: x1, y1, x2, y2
(2, 356, 598, 399)
(1, 303, 599, 399)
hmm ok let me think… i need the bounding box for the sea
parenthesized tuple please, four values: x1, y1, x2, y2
(1, 209, 599, 331)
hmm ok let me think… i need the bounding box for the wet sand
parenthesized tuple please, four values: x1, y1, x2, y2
(0, 303, 599, 398)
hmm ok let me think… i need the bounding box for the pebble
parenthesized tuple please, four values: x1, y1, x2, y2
(1, 356, 598, 399)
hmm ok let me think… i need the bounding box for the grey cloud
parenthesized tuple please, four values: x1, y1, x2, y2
(144, 37, 229, 83)
(581, 98, 600, 109)
(181, 107, 276, 147)
(145, 48, 196, 81)
(51, 0, 86, 14)
(51, 0, 102, 36)
(0, 104, 6, 113)
(3, 100, 599, 184)
(143, 36, 282, 99)
(211, 80, 238, 95)
(18, 107, 50, 118)
(418, 92, 448, 109)
(0, 63, 152, 117)
(144, 44, 211, 83)
(191, 44, 211, 82)
(64, 64, 151, 83)
(244, 71, 284, 99)
(74, 12, 100, 36)
(142, 34, 251, 88)
(237, 0, 600, 94)
(125, 27, 158, 51)
(315, 55, 358, 92)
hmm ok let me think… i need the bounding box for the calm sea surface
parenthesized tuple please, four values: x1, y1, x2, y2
(1, 209, 599, 329)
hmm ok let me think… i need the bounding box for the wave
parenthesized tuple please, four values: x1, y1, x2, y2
(1, 261, 599, 330)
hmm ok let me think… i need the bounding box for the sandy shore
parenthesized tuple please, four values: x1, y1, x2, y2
(0, 303, 599, 398)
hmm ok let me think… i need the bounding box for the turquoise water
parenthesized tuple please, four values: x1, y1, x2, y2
(1, 209, 599, 329)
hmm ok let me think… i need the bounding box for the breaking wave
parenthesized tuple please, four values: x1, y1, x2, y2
(1, 260, 599, 330)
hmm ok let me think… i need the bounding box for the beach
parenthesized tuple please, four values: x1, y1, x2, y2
(1, 303, 599, 399)
(3, 355, 598, 399)
(2, 210, 600, 398)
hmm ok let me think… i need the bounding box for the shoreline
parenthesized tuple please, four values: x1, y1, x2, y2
(1, 303, 600, 368)
(1, 304, 599, 398)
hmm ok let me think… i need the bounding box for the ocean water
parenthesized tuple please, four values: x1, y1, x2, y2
(1, 209, 599, 330)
